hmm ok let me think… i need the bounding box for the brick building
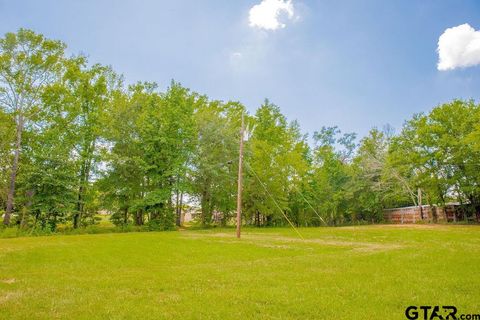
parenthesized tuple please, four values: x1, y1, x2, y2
(383, 203, 474, 224)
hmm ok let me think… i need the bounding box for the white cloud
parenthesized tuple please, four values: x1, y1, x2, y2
(437, 23, 480, 71)
(248, 0, 295, 31)
(229, 52, 243, 65)
(231, 52, 243, 59)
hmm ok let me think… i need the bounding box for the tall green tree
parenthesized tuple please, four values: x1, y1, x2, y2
(129, 81, 197, 229)
(349, 128, 390, 222)
(310, 126, 355, 225)
(0, 109, 14, 210)
(0, 29, 65, 225)
(243, 100, 309, 226)
(389, 100, 480, 214)
(61, 60, 119, 228)
(99, 83, 153, 226)
(191, 100, 244, 225)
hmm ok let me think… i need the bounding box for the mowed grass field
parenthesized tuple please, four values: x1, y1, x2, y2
(0, 225, 479, 319)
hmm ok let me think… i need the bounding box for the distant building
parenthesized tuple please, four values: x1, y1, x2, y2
(383, 203, 479, 224)
(182, 209, 223, 224)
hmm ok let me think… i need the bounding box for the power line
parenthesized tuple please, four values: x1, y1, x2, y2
(244, 161, 304, 240)
(291, 183, 327, 225)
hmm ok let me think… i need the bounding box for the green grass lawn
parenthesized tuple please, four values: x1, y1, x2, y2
(0, 225, 479, 319)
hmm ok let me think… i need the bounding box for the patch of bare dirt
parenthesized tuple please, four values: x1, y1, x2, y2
(182, 232, 404, 252)
(0, 291, 22, 305)
(0, 278, 16, 284)
(369, 224, 449, 229)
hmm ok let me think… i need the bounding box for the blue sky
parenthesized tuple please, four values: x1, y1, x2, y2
(1, 0, 479, 138)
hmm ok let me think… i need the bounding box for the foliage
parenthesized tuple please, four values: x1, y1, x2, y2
(388, 100, 480, 215)
(0, 28, 66, 225)
(1, 29, 479, 231)
(190, 100, 243, 225)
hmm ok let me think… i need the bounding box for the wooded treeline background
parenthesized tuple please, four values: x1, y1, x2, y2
(1, 29, 479, 231)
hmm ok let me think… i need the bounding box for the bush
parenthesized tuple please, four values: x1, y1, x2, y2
(148, 218, 175, 231)
(0, 227, 21, 238)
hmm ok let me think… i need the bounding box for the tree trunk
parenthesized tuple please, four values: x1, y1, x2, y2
(418, 188, 423, 220)
(74, 146, 93, 228)
(178, 192, 184, 226)
(266, 214, 272, 226)
(123, 207, 129, 224)
(20, 190, 34, 229)
(175, 187, 181, 227)
(201, 183, 211, 226)
(135, 210, 144, 226)
(4, 115, 24, 226)
(74, 183, 84, 228)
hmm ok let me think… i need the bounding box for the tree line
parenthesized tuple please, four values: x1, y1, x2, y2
(1, 29, 479, 231)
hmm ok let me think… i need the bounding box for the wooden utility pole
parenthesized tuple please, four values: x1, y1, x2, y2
(236, 113, 245, 238)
